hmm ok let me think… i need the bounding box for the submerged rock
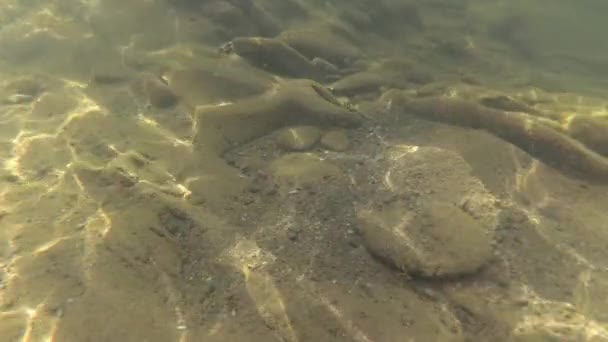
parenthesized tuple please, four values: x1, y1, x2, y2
(267, 153, 346, 194)
(358, 200, 494, 278)
(355, 146, 498, 278)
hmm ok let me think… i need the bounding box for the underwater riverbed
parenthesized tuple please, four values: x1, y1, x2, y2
(1, 0, 608, 341)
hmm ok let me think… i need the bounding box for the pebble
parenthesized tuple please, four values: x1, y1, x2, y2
(267, 153, 346, 194)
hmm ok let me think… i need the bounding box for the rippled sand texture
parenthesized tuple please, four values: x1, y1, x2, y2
(1, 0, 608, 341)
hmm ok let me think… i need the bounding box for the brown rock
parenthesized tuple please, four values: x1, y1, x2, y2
(358, 201, 494, 278)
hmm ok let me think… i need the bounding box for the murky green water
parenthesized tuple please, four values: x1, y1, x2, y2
(1, 0, 607, 341)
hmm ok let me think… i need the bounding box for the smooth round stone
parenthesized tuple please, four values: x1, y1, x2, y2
(275, 126, 321, 151)
(320, 130, 350, 151)
(358, 201, 494, 278)
(267, 153, 345, 192)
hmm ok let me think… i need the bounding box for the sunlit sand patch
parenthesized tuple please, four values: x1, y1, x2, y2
(279, 233, 376, 340)
(32, 234, 79, 256)
(4, 131, 48, 181)
(29, 7, 91, 40)
(0, 310, 28, 341)
(506, 191, 604, 278)
(573, 269, 593, 316)
(0, 303, 58, 342)
(22, 302, 60, 342)
(220, 238, 298, 341)
(313, 293, 375, 342)
(509, 159, 605, 273)
(158, 272, 189, 341)
(5, 223, 62, 269)
(103, 143, 192, 198)
(136, 112, 192, 147)
(590, 107, 608, 118)
(74, 208, 110, 288)
(532, 220, 601, 273)
(57, 103, 102, 132)
(69, 167, 87, 193)
(36, 169, 66, 195)
(8, 133, 67, 185)
(560, 112, 578, 130)
(174, 183, 191, 200)
(513, 284, 608, 340)
(223, 238, 276, 274)
(2, 82, 101, 183)
(221, 232, 380, 342)
(242, 268, 298, 342)
(0, 223, 21, 273)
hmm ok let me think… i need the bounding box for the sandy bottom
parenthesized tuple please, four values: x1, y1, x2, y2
(1, 0, 608, 341)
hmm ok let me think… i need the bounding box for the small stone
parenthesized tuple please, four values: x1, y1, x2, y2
(267, 153, 346, 194)
(276, 126, 321, 151)
(320, 130, 350, 151)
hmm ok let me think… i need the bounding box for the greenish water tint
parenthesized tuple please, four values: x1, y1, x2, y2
(0, 0, 607, 341)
